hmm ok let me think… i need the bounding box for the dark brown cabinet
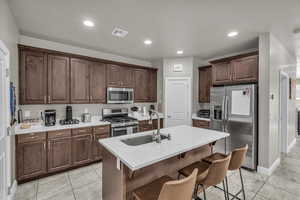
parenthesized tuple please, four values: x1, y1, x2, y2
(199, 66, 212, 103)
(71, 128, 93, 166)
(19, 50, 47, 104)
(211, 53, 258, 85)
(70, 58, 90, 103)
(212, 62, 231, 85)
(192, 120, 210, 129)
(122, 67, 134, 88)
(148, 70, 157, 102)
(47, 130, 72, 173)
(89, 62, 106, 103)
(106, 64, 134, 88)
(134, 69, 149, 102)
(92, 126, 110, 161)
(16, 133, 47, 181)
(139, 119, 164, 132)
(48, 55, 70, 104)
(231, 55, 258, 83)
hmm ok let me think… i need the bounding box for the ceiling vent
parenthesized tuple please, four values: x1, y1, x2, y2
(112, 27, 128, 38)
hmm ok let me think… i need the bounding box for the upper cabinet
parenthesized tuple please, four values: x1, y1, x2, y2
(48, 54, 70, 104)
(20, 50, 47, 104)
(198, 66, 212, 103)
(70, 58, 90, 104)
(18, 46, 158, 105)
(211, 53, 258, 86)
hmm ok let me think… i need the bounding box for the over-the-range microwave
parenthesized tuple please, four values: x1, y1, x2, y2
(107, 87, 134, 104)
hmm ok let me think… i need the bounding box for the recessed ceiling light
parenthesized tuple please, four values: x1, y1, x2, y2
(177, 50, 183, 55)
(83, 20, 94, 27)
(227, 31, 239, 37)
(144, 40, 152, 45)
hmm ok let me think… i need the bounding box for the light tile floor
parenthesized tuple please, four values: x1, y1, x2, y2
(16, 139, 300, 200)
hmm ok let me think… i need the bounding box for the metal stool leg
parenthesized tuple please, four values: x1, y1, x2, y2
(239, 168, 246, 200)
(222, 181, 228, 200)
(225, 176, 229, 200)
(203, 186, 207, 200)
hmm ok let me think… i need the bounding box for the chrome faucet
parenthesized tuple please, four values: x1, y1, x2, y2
(149, 109, 162, 143)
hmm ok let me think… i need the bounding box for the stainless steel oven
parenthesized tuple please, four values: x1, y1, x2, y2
(107, 87, 134, 104)
(111, 125, 138, 137)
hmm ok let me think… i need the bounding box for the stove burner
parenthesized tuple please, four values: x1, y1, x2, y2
(59, 119, 80, 125)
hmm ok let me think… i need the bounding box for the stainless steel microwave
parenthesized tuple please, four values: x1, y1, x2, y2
(107, 87, 134, 104)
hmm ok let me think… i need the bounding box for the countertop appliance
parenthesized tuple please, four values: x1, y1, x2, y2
(59, 106, 80, 125)
(82, 113, 92, 123)
(197, 109, 210, 119)
(210, 84, 258, 170)
(107, 87, 134, 104)
(102, 108, 138, 137)
(45, 110, 56, 126)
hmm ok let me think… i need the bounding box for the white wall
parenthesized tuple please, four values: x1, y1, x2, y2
(258, 32, 297, 172)
(0, 0, 19, 189)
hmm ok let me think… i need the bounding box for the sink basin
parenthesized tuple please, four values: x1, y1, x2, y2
(121, 134, 168, 146)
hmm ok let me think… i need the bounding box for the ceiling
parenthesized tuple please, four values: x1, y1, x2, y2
(9, 0, 300, 61)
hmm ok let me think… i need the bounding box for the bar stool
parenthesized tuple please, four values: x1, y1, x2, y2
(203, 145, 248, 200)
(178, 153, 232, 200)
(133, 168, 198, 200)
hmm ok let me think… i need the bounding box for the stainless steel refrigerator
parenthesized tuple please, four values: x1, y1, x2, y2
(210, 84, 258, 170)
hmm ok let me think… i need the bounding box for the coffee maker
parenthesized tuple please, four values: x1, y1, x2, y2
(45, 110, 56, 126)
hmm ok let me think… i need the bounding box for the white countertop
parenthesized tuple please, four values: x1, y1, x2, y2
(13, 118, 110, 135)
(192, 113, 211, 121)
(99, 125, 229, 171)
(129, 112, 164, 121)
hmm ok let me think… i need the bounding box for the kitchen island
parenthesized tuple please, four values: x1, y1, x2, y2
(99, 125, 229, 200)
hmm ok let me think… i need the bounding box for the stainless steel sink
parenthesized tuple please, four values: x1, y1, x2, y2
(121, 134, 168, 146)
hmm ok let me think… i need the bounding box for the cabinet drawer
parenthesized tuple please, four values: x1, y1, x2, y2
(93, 126, 110, 135)
(72, 127, 92, 136)
(192, 120, 210, 128)
(17, 132, 46, 144)
(48, 129, 71, 139)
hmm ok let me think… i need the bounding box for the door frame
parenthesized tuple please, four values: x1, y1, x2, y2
(0, 40, 11, 200)
(164, 77, 192, 127)
(279, 71, 289, 153)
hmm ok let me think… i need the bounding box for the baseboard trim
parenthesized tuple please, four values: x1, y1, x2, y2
(257, 157, 281, 176)
(7, 180, 17, 200)
(287, 138, 297, 153)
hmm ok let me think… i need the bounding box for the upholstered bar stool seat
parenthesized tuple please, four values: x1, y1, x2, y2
(133, 169, 198, 200)
(178, 161, 210, 184)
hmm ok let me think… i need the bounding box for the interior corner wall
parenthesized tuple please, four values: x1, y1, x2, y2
(0, 0, 19, 188)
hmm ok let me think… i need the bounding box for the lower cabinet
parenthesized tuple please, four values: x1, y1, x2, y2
(16, 125, 110, 182)
(192, 120, 210, 129)
(16, 133, 47, 181)
(139, 119, 164, 132)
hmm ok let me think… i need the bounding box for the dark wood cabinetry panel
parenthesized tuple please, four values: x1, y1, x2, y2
(134, 69, 149, 102)
(72, 128, 93, 166)
(70, 58, 90, 103)
(121, 67, 135, 88)
(47, 137, 72, 173)
(139, 119, 164, 132)
(48, 55, 70, 104)
(107, 64, 122, 87)
(212, 62, 231, 85)
(16, 136, 47, 181)
(192, 120, 210, 129)
(148, 70, 157, 102)
(231, 55, 258, 83)
(199, 66, 212, 103)
(89, 62, 106, 103)
(19, 50, 47, 104)
(93, 133, 109, 161)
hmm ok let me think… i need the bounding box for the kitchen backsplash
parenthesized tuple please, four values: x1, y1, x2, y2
(19, 103, 159, 120)
(198, 103, 210, 110)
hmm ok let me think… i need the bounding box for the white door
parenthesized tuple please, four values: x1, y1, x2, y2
(280, 72, 289, 153)
(165, 77, 191, 127)
(0, 42, 9, 200)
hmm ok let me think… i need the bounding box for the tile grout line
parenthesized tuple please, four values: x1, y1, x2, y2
(67, 173, 77, 200)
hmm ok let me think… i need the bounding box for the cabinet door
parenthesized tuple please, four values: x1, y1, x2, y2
(199, 67, 212, 103)
(192, 120, 210, 128)
(90, 62, 106, 103)
(93, 133, 109, 161)
(231, 55, 258, 83)
(48, 54, 70, 104)
(121, 67, 134, 88)
(16, 140, 47, 181)
(48, 137, 72, 173)
(72, 134, 93, 166)
(20, 50, 47, 104)
(148, 70, 157, 102)
(134, 69, 149, 102)
(212, 62, 232, 85)
(70, 58, 90, 103)
(107, 64, 121, 87)
(153, 119, 164, 129)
